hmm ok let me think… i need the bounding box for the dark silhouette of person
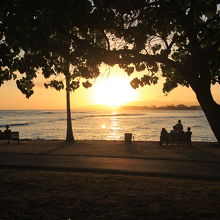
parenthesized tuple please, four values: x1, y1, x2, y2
(170, 125, 178, 135)
(185, 127, 192, 145)
(175, 120, 183, 131)
(160, 128, 168, 146)
(169, 125, 178, 144)
(5, 125, 11, 131)
(4, 125, 11, 139)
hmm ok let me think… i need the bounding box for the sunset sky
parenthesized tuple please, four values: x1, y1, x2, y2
(0, 64, 219, 110)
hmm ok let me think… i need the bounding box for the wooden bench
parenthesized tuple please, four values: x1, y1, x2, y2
(160, 131, 192, 146)
(0, 131, 20, 143)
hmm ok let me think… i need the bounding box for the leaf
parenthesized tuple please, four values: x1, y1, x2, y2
(82, 81, 92, 88)
(44, 80, 64, 91)
(16, 78, 34, 98)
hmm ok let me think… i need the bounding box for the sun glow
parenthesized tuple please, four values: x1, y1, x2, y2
(101, 124, 106, 129)
(92, 76, 137, 107)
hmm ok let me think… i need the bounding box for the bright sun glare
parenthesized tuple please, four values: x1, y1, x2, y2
(92, 76, 137, 107)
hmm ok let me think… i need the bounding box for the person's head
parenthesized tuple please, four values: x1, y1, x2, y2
(173, 125, 176, 130)
(162, 128, 166, 131)
(187, 127, 191, 131)
(6, 125, 9, 130)
(178, 120, 181, 124)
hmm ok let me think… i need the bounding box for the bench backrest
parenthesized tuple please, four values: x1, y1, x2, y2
(11, 132, 19, 139)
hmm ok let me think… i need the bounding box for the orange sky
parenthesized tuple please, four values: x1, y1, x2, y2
(0, 65, 219, 110)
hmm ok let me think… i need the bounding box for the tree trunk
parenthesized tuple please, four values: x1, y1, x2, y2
(193, 84, 220, 143)
(65, 73, 75, 143)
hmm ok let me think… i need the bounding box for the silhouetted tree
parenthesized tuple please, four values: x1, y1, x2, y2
(1, 0, 219, 142)
(0, 0, 105, 142)
(93, 0, 220, 142)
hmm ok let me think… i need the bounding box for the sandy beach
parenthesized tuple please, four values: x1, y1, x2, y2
(0, 139, 220, 162)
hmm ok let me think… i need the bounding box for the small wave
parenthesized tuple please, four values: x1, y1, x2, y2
(183, 115, 204, 118)
(73, 111, 92, 114)
(112, 113, 145, 117)
(43, 113, 146, 123)
(38, 111, 90, 115)
(74, 113, 145, 120)
(85, 113, 145, 118)
(191, 125, 203, 128)
(135, 125, 148, 129)
(39, 111, 55, 114)
(0, 111, 26, 115)
(0, 123, 29, 128)
(148, 115, 204, 119)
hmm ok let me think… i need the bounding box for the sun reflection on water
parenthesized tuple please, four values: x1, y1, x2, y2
(107, 116, 121, 139)
(111, 118, 120, 130)
(101, 124, 106, 129)
(99, 115, 122, 140)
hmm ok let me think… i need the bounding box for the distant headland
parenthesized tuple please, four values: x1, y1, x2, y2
(121, 104, 202, 110)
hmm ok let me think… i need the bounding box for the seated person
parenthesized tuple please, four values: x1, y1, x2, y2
(177, 130, 185, 144)
(175, 120, 183, 131)
(4, 125, 11, 131)
(4, 125, 11, 139)
(185, 127, 192, 145)
(170, 126, 178, 135)
(169, 125, 178, 144)
(159, 128, 168, 146)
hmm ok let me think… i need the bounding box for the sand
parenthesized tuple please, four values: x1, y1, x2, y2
(0, 139, 220, 162)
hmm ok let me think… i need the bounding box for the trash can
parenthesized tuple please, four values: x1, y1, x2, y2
(124, 133, 132, 144)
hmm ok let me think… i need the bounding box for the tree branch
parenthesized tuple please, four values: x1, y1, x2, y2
(100, 48, 187, 76)
(103, 30, 110, 51)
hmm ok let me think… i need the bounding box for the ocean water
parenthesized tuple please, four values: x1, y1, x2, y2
(0, 109, 217, 142)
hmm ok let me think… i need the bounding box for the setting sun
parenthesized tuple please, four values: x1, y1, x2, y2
(92, 76, 137, 107)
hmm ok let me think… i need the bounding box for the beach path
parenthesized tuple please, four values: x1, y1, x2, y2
(0, 152, 220, 180)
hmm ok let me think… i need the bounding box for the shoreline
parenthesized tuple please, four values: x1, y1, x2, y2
(6, 139, 220, 144)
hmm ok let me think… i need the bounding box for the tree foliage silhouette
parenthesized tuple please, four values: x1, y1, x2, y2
(1, 0, 220, 142)
(0, 0, 106, 142)
(92, 0, 220, 142)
